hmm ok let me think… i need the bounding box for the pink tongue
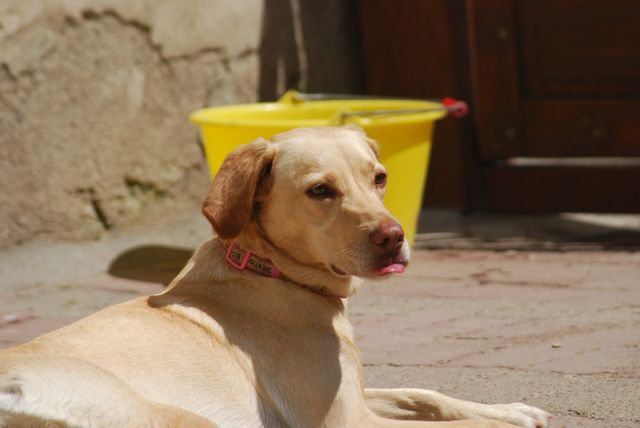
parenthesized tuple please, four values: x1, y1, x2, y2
(375, 263, 406, 275)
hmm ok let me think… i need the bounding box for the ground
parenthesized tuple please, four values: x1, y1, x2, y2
(1, 211, 638, 427)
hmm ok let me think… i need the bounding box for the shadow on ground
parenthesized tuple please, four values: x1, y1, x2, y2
(417, 210, 640, 251)
(108, 245, 193, 286)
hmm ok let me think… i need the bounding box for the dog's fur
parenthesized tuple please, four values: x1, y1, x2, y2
(0, 127, 549, 427)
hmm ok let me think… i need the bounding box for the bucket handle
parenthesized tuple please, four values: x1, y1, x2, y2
(278, 90, 469, 121)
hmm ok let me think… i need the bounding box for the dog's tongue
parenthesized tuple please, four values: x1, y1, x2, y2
(375, 263, 406, 275)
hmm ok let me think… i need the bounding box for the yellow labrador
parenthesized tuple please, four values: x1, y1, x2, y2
(0, 127, 550, 427)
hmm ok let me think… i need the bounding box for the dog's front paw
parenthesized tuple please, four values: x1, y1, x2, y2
(489, 402, 551, 428)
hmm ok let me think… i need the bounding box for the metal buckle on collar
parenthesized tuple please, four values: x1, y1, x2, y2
(225, 242, 252, 270)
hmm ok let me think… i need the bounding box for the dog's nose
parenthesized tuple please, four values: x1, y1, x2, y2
(370, 221, 405, 254)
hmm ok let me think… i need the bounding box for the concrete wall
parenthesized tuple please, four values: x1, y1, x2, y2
(0, 0, 362, 248)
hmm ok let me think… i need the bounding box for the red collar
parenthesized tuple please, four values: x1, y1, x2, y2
(220, 240, 281, 278)
(218, 239, 345, 300)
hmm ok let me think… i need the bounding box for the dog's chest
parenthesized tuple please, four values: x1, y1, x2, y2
(196, 315, 364, 427)
(241, 312, 365, 427)
(166, 292, 367, 426)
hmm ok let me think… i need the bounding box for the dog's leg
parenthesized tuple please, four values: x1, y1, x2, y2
(364, 388, 550, 428)
(362, 413, 521, 428)
(0, 353, 217, 428)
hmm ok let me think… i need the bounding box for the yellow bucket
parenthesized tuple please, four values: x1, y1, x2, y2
(189, 90, 451, 244)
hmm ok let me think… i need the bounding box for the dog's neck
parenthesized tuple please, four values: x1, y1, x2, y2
(230, 225, 361, 299)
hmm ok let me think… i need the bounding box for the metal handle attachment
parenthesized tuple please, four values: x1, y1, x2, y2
(278, 90, 469, 122)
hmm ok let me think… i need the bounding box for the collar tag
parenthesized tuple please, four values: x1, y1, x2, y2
(223, 240, 281, 279)
(225, 242, 252, 270)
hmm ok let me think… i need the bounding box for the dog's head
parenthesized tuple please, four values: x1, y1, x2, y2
(202, 126, 410, 281)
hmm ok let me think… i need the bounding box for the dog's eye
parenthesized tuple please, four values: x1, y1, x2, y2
(374, 172, 387, 187)
(307, 184, 335, 199)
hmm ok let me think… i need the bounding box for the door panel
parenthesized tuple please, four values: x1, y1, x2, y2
(467, 0, 522, 160)
(518, 0, 640, 98)
(524, 99, 640, 157)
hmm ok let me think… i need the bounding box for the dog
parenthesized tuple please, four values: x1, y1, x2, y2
(0, 127, 550, 427)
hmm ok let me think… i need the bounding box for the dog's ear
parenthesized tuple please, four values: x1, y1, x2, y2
(365, 136, 380, 160)
(202, 138, 275, 239)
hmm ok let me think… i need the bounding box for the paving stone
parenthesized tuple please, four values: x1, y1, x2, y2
(1, 243, 638, 427)
(352, 249, 640, 427)
(0, 315, 79, 348)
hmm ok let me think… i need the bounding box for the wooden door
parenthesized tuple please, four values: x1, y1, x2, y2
(360, 0, 640, 212)
(469, 0, 640, 212)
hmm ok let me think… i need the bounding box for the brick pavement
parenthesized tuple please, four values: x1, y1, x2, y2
(352, 250, 640, 427)
(1, 245, 639, 427)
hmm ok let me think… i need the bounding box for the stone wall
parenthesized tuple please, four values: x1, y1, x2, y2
(0, 0, 363, 248)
